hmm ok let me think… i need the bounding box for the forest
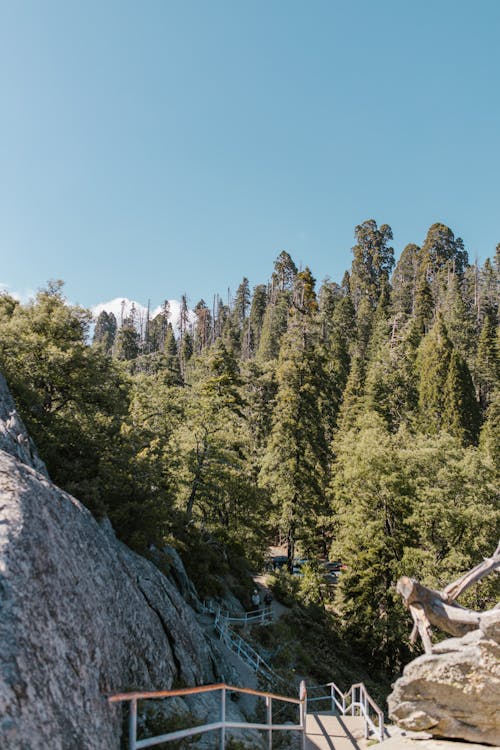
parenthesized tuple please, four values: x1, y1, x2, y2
(0, 219, 498, 679)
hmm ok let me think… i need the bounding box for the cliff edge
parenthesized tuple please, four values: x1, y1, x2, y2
(0, 374, 218, 749)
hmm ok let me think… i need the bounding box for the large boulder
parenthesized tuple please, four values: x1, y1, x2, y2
(388, 609, 500, 746)
(0, 375, 220, 749)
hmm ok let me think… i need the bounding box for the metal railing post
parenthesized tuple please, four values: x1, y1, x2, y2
(362, 688, 370, 740)
(351, 687, 355, 716)
(299, 680, 307, 750)
(128, 698, 137, 750)
(220, 687, 226, 750)
(330, 684, 334, 714)
(266, 695, 272, 750)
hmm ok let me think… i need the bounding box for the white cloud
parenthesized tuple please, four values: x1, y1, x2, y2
(0, 283, 34, 303)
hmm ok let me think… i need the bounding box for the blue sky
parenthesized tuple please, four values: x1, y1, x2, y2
(0, 0, 499, 308)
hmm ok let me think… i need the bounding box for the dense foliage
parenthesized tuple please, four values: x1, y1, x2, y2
(1, 221, 498, 680)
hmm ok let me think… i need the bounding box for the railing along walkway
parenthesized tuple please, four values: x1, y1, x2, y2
(109, 680, 385, 749)
(306, 681, 385, 743)
(201, 599, 281, 683)
(109, 681, 307, 750)
(203, 598, 273, 626)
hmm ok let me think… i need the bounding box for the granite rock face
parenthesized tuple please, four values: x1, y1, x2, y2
(388, 609, 500, 746)
(0, 373, 48, 477)
(0, 375, 220, 749)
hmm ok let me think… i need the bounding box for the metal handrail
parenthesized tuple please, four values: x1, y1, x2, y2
(214, 613, 281, 682)
(226, 608, 273, 625)
(202, 600, 280, 683)
(108, 681, 307, 750)
(307, 680, 384, 743)
(203, 599, 273, 625)
(349, 682, 384, 742)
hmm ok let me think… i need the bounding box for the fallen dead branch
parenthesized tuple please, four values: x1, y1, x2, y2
(396, 542, 500, 654)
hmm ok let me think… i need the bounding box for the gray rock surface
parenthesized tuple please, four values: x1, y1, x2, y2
(0, 373, 48, 477)
(163, 543, 201, 608)
(0, 375, 255, 749)
(388, 610, 500, 746)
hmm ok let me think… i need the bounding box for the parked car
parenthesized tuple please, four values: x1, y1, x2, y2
(292, 558, 310, 575)
(322, 560, 345, 573)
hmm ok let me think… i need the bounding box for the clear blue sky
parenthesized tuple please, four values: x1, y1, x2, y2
(1, 0, 499, 308)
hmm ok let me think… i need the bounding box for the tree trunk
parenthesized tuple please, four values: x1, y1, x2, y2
(185, 434, 209, 522)
(397, 544, 500, 653)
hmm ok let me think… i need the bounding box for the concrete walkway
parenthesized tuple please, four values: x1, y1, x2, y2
(306, 714, 366, 750)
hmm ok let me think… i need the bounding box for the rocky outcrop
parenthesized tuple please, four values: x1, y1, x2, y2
(0, 375, 240, 749)
(0, 373, 48, 477)
(388, 609, 500, 746)
(162, 543, 201, 608)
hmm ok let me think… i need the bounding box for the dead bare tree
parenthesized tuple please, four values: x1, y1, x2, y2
(397, 541, 500, 654)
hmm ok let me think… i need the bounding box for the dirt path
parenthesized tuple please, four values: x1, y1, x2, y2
(252, 572, 290, 620)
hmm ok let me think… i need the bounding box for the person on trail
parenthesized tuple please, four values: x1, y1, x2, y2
(264, 592, 272, 607)
(251, 589, 260, 608)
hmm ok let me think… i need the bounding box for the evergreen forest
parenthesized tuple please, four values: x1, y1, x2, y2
(1, 220, 499, 682)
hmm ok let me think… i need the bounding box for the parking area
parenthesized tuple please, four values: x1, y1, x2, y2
(263, 550, 346, 583)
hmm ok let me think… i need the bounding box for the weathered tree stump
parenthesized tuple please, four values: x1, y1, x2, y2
(397, 544, 500, 654)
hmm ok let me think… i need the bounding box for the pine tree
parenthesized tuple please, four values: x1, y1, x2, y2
(233, 277, 251, 328)
(412, 274, 434, 336)
(242, 359, 278, 467)
(93, 311, 117, 354)
(318, 279, 342, 341)
(443, 350, 481, 445)
(293, 267, 319, 315)
(475, 314, 499, 409)
(271, 250, 297, 295)
(416, 314, 453, 434)
(181, 330, 194, 372)
(480, 390, 500, 473)
(442, 272, 476, 360)
(193, 300, 212, 353)
(477, 254, 499, 324)
(180, 340, 260, 537)
(391, 243, 420, 319)
(350, 219, 394, 310)
(365, 293, 419, 431)
(330, 414, 413, 672)
(418, 223, 469, 313)
(148, 301, 170, 353)
(337, 354, 366, 431)
(163, 324, 182, 384)
(229, 279, 251, 358)
(248, 284, 268, 355)
(259, 291, 328, 564)
(257, 292, 290, 361)
(114, 318, 140, 360)
(178, 293, 189, 341)
(354, 296, 374, 362)
(321, 301, 352, 435)
(419, 223, 468, 282)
